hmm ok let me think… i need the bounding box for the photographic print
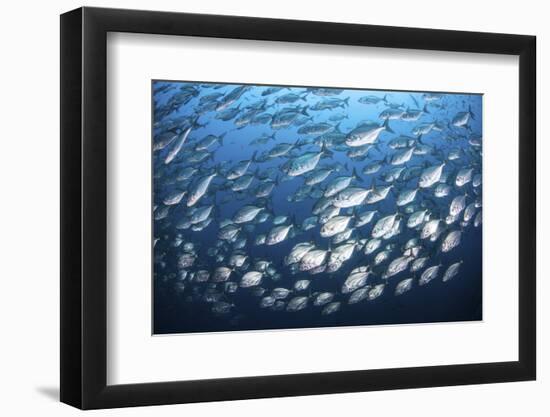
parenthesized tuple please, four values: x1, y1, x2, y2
(152, 81, 482, 335)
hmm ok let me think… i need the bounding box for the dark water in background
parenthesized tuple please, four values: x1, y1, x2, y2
(152, 81, 482, 334)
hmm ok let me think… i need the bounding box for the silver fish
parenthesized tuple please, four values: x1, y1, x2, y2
(164, 128, 191, 164)
(282, 147, 328, 177)
(455, 167, 474, 187)
(187, 172, 216, 207)
(313, 292, 334, 307)
(266, 224, 293, 245)
(407, 209, 428, 228)
(396, 188, 419, 206)
(364, 238, 382, 255)
(442, 261, 462, 282)
(286, 296, 308, 312)
(372, 213, 399, 238)
(419, 265, 441, 286)
(419, 163, 445, 188)
(449, 195, 467, 216)
(299, 249, 328, 271)
(346, 120, 393, 147)
(355, 210, 377, 228)
(233, 205, 264, 224)
(441, 230, 462, 252)
(410, 257, 429, 273)
(322, 302, 341, 315)
(368, 284, 385, 300)
(382, 256, 413, 279)
(240, 271, 263, 288)
(395, 278, 413, 295)
(294, 280, 311, 291)
(321, 215, 352, 238)
(342, 266, 371, 294)
(285, 242, 316, 265)
(348, 287, 371, 304)
(333, 187, 370, 208)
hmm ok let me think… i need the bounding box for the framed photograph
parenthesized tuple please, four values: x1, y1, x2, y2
(60, 7, 536, 409)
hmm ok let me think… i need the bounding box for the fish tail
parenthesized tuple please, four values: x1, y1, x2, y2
(301, 106, 310, 117)
(344, 97, 350, 107)
(320, 142, 333, 157)
(352, 167, 363, 183)
(469, 104, 475, 120)
(410, 93, 419, 108)
(383, 118, 394, 134)
(383, 94, 389, 103)
(192, 117, 205, 129)
(423, 104, 430, 114)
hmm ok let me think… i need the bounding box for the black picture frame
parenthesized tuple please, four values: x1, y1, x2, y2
(60, 6, 536, 410)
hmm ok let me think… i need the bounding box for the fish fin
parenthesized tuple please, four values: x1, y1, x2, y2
(383, 118, 394, 134)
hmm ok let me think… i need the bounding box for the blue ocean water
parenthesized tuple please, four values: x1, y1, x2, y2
(152, 81, 482, 334)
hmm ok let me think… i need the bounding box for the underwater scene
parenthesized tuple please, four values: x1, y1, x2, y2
(152, 80, 482, 334)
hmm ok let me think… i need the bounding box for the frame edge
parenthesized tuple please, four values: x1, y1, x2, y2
(517, 34, 536, 380)
(60, 7, 84, 409)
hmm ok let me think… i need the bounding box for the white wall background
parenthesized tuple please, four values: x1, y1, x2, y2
(0, 0, 544, 415)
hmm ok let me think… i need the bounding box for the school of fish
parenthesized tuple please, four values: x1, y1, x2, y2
(152, 81, 482, 329)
